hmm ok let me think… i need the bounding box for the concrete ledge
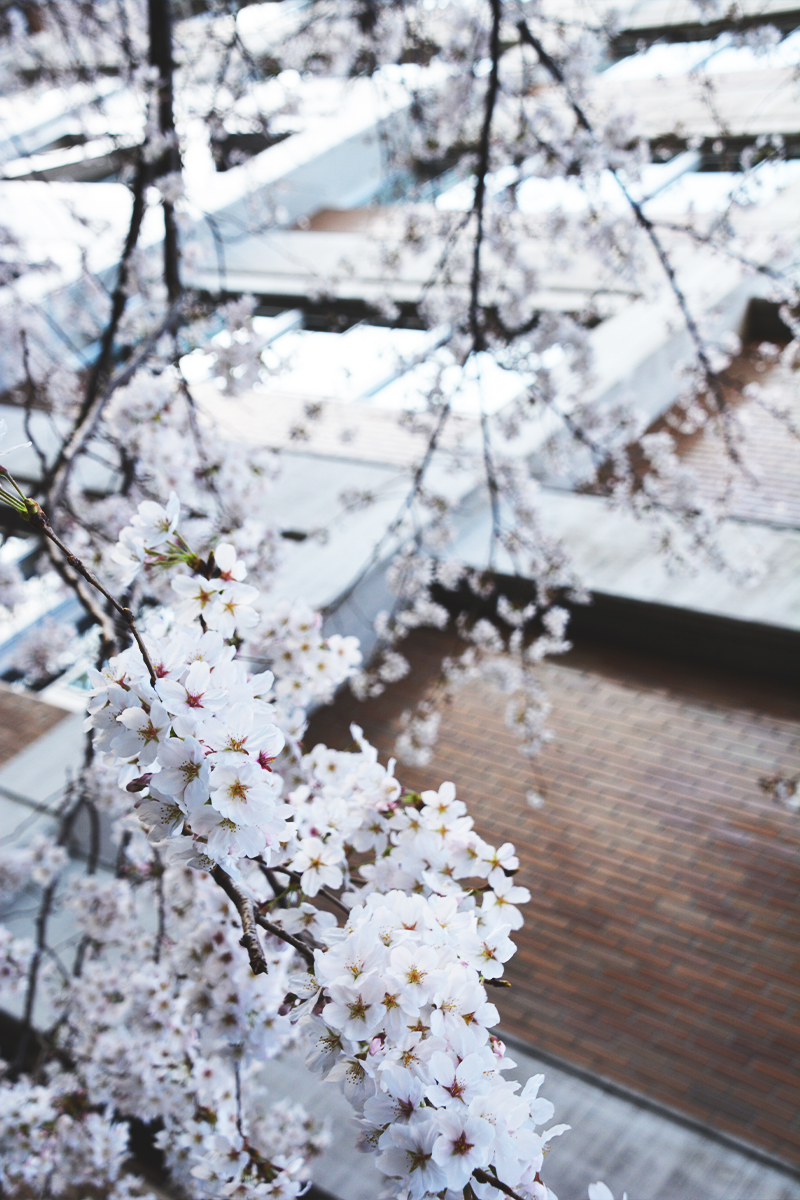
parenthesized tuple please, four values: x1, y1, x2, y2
(566, 589, 800, 684)
(433, 574, 800, 684)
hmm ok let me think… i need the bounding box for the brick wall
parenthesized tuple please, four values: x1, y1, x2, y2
(0, 682, 67, 767)
(306, 631, 800, 1164)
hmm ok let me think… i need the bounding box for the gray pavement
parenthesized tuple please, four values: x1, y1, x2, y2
(259, 1038, 800, 1200)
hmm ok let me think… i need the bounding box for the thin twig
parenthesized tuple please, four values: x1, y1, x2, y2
(12, 872, 60, 1073)
(40, 536, 116, 655)
(77, 153, 148, 426)
(473, 1166, 535, 1199)
(517, 18, 742, 461)
(268, 865, 350, 915)
(152, 849, 165, 964)
(321, 396, 453, 618)
(20, 332, 49, 480)
(26, 504, 157, 686)
(257, 862, 290, 907)
(652, 218, 788, 282)
(254, 912, 316, 968)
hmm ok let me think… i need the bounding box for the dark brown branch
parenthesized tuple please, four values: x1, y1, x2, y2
(254, 912, 316, 968)
(473, 1167, 535, 1199)
(162, 200, 182, 303)
(469, 0, 502, 352)
(211, 865, 269, 975)
(148, 0, 182, 300)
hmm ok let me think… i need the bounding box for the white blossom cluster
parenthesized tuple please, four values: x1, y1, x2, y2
(91, 495, 357, 871)
(0, 845, 328, 1199)
(0, 1072, 151, 1200)
(79, 496, 567, 1198)
(302, 888, 567, 1200)
(275, 740, 566, 1199)
(88, 620, 288, 868)
(110, 490, 360, 743)
(0, 493, 626, 1200)
(250, 599, 362, 731)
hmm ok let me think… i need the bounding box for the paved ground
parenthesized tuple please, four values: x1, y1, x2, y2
(266, 1035, 800, 1200)
(306, 631, 800, 1166)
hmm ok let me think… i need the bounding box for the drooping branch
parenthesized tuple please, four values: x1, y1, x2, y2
(19, 498, 157, 685)
(517, 19, 739, 449)
(254, 912, 316, 968)
(469, 0, 503, 352)
(148, 0, 182, 301)
(472, 1166, 537, 1199)
(211, 865, 269, 975)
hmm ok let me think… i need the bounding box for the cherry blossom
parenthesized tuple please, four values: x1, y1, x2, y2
(0, 0, 782, 1187)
